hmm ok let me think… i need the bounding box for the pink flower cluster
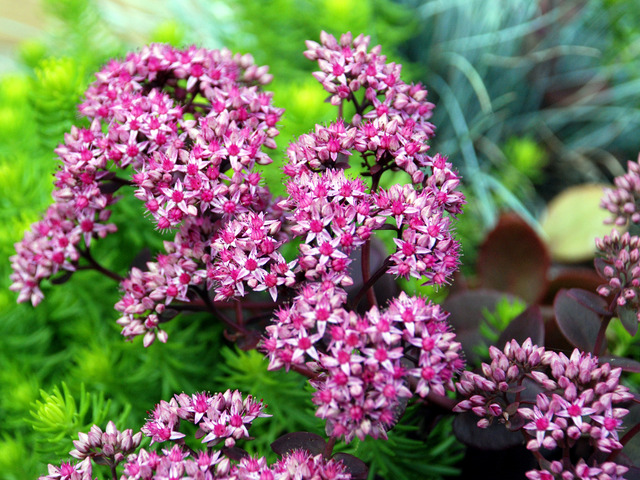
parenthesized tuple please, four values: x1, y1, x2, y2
(601, 154, 640, 226)
(304, 32, 436, 183)
(262, 32, 465, 442)
(41, 390, 351, 480)
(455, 339, 632, 479)
(142, 390, 269, 448)
(264, 290, 464, 443)
(11, 43, 290, 342)
(10, 123, 120, 306)
(595, 230, 640, 320)
(122, 445, 349, 480)
(526, 459, 628, 480)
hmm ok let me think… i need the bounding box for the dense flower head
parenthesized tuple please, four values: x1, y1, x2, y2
(11, 43, 283, 313)
(142, 390, 270, 448)
(595, 229, 640, 319)
(303, 31, 437, 182)
(265, 292, 464, 442)
(454, 339, 633, 478)
(601, 154, 640, 226)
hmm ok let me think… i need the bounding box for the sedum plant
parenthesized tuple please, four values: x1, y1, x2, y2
(7, 28, 640, 480)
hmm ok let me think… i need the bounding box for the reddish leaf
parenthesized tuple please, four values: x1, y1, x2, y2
(477, 213, 550, 304)
(553, 289, 601, 351)
(598, 356, 640, 373)
(271, 432, 326, 456)
(617, 304, 639, 337)
(565, 288, 609, 316)
(542, 266, 604, 306)
(51, 270, 74, 285)
(452, 412, 523, 450)
(497, 305, 544, 348)
(236, 330, 263, 351)
(332, 453, 368, 480)
(443, 289, 519, 364)
(221, 446, 249, 461)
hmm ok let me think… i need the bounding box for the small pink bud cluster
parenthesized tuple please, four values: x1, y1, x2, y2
(69, 421, 142, 464)
(455, 339, 632, 479)
(526, 458, 628, 480)
(142, 390, 270, 448)
(265, 292, 464, 442)
(595, 230, 640, 319)
(601, 154, 640, 226)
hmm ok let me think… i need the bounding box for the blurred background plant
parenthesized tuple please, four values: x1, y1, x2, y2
(2, 0, 640, 479)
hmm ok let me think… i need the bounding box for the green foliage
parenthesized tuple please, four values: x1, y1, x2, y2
(0, 433, 39, 480)
(30, 57, 88, 149)
(150, 20, 187, 46)
(474, 297, 527, 359)
(28, 383, 130, 460)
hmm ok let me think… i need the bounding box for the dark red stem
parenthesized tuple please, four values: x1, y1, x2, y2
(78, 249, 124, 283)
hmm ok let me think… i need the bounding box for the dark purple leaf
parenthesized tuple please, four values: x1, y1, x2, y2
(477, 213, 550, 304)
(332, 453, 368, 480)
(271, 432, 326, 456)
(542, 266, 604, 306)
(221, 446, 249, 461)
(130, 247, 152, 272)
(51, 270, 74, 285)
(553, 289, 601, 351)
(444, 290, 520, 364)
(619, 403, 640, 470)
(594, 257, 608, 278)
(452, 412, 523, 450)
(617, 305, 639, 337)
(497, 305, 544, 348)
(236, 330, 263, 351)
(158, 308, 180, 323)
(565, 288, 609, 316)
(598, 356, 640, 373)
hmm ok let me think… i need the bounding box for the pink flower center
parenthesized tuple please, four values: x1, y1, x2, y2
(374, 348, 388, 362)
(298, 336, 312, 350)
(567, 404, 582, 417)
(310, 220, 323, 233)
(604, 417, 618, 431)
(319, 242, 334, 256)
(245, 258, 258, 271)
(172, 190, 184, 202)
(535, 417, 550, 431)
